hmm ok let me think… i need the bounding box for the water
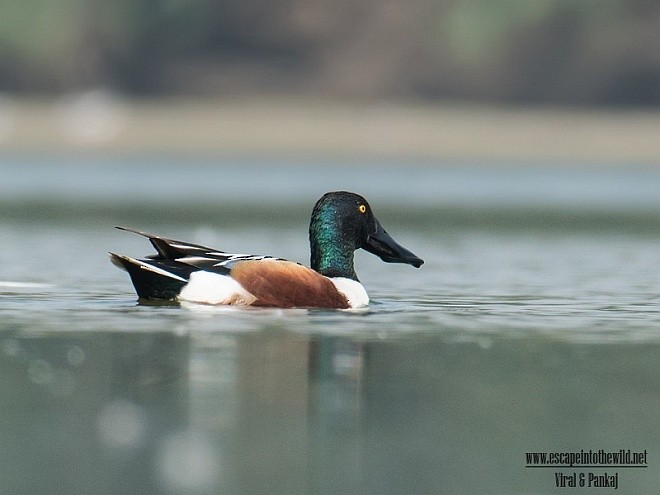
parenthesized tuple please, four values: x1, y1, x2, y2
(1, 156, 660, 494)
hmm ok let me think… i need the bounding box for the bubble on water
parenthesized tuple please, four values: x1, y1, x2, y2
(174, 326, 189, 337)
(66, 345, 85, 367)
(28, 359, 54, 385)
(97, 399, 147, 450)
(332, 352, 362, 377)
(156, 430, 221, 493)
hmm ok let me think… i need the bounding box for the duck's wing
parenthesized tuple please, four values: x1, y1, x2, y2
(115, 226, 288, 277)
(115, 226, 220, 260)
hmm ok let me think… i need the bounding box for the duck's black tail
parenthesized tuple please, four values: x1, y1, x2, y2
(110, 253, 190, 301)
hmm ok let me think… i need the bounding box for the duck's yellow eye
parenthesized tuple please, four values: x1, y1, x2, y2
(358, 204, 367, 214)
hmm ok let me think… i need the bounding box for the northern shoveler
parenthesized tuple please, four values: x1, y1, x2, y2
(110, 191, 423, 309)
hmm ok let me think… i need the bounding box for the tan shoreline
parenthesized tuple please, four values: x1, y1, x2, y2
(1, 96, 660, 163)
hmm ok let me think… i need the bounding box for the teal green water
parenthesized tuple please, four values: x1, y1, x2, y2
(1, 158, 660, 494)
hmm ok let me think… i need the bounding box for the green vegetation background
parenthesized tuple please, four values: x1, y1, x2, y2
(2, 0, 659, 106)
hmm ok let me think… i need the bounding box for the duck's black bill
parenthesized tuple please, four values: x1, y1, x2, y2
(364, 220, 424, 268)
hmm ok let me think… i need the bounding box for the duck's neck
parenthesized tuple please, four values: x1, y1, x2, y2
(310, 210, 358, 280)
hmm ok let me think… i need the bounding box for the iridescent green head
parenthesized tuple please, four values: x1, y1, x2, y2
(309, 191, 423, 280)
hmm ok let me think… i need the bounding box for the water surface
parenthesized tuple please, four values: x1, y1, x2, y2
(1, 157, 659, 494)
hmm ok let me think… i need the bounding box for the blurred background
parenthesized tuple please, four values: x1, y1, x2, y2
(3, 4, 660, 495)
(4, 0, 660, 104)
(1, 0, 660, 160)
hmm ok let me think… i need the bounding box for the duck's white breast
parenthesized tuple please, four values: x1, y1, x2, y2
(330, 277, 369, 308)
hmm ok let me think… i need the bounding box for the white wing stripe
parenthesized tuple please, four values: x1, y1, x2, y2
(168, 243, 204, 250)
(177, 256, 218, 263)
(210, 254, 280, 267)
(136, 259, 188, 282)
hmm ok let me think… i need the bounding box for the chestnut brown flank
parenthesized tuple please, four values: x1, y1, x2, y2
(231, 260, 349, 309)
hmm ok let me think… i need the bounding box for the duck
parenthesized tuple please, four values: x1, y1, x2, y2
(110, 191, 423, 309)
